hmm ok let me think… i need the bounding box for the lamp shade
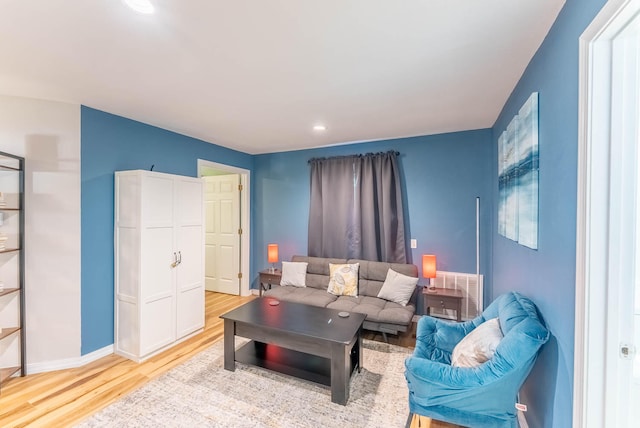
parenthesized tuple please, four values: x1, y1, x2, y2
(422, 254, 437, 279)
(267, 244, 279, 263)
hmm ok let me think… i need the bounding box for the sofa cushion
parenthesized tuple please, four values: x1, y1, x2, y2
(264, 285, 338, 307)
(327, 263, 359, 296)
(326, 295, 415, 325)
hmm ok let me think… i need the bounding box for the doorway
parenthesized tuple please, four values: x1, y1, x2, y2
(575, 0, 640, 426)
(198, 160, 251, 296)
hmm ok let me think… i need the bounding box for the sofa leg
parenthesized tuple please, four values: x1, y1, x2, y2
(381, 332, 388, 342)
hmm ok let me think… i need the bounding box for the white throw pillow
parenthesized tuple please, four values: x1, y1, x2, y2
(280, 261, 308, 287)
(451, 318, 503, 368)
(377, 268, 419, 306)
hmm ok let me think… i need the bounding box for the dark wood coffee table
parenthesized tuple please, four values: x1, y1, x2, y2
(220, 298, 366, 405)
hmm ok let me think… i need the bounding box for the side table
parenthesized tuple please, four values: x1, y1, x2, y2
(259, 269, 281, 296)
(423, 287, 463, 322)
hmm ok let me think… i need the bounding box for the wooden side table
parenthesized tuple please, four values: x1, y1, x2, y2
(259, 269, 281, 296)
(423, 287, 463, 322)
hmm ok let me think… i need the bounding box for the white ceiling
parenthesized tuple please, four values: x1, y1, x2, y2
(0, 1, 565, 154)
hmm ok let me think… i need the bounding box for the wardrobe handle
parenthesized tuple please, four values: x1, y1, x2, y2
(177, 251, 182, 266)
(171, 252, 178, 268)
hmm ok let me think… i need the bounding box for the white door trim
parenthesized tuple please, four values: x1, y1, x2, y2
(575, 1, 640, 426)
(197, 159, 251, 296)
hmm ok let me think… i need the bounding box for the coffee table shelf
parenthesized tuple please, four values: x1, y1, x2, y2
(236, 341, 332, 386)
(235, 340, 360, 388)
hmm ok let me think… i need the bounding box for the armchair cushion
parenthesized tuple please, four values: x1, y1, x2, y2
(405, 291, 549, 428)
(451, 317, 503, 367)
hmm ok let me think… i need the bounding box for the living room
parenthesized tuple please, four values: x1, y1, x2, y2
(0, 0, 631, 427)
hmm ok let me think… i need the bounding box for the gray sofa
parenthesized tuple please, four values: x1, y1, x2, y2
(263, 255, 419, 338)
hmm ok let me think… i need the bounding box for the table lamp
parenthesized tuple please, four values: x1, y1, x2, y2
(267, 243, 279, 273)
(423, 254, 437, 292)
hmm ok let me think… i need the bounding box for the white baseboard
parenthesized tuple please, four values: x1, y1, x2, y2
(251, 288, 260, 296)
(26, 344, 114, 375)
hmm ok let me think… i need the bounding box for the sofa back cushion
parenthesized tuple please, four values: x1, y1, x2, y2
(348, 259, 418, 299)
(289, 256, 419, 300)
(292, 255, 347, 290)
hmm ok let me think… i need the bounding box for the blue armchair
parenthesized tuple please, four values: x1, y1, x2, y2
(405, 291, 549, 428)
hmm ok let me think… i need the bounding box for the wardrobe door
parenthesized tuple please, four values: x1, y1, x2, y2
(139, 174, 176, 355)
(175, 177, 204, 338)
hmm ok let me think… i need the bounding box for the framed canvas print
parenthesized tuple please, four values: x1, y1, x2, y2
(516, 92, 539, 249)
(497, 92, 539, 249)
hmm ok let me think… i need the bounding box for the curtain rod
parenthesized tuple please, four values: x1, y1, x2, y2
(308, 150, 400, 164)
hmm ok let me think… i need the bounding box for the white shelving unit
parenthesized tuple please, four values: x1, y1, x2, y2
(0, 151, 24, 393)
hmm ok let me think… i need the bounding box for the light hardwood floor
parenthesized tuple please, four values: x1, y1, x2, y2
(0, 292, 457, 427)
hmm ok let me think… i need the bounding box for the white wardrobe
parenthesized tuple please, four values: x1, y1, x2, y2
(114, 170, 204, 362)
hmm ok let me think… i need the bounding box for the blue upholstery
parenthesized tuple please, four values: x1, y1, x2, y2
(404, 292, 549, 428)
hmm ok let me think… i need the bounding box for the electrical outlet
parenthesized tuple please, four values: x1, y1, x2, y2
(410, 239, 417, 248)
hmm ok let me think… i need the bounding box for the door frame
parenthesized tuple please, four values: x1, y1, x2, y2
(197, 159, 251, 296)
(575, 0, 640, 426)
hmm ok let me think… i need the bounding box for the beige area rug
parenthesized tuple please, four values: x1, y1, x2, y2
(76, 339, 413, 428)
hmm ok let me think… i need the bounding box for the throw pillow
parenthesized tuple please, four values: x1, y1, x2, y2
(280, 261, 308, 287)
(451, 318, 503, 368)
(327, 263, 359, 296)
(377, 268, 419, 306)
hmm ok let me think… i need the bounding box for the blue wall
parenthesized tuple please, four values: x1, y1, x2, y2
(80, 106, 253, 354)
(81, 108, 492, 353)
(490, 0, 605, 427)
(253, 130, 493, 307)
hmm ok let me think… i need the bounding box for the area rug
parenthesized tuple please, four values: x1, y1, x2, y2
(76, 339, 413, 428)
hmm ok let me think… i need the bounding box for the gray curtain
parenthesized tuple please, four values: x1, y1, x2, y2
(308, 151, 407, 263)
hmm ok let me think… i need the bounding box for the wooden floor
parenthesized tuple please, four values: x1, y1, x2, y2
(0, 292, 458, 427)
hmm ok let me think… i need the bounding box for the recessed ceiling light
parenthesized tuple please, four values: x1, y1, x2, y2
(123, 0, 155, 14)
(313, 125, 327, 132)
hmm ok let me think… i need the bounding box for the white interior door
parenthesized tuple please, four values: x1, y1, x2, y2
(204, 175, 240, 295)
(577, 4, 640, 426)
(607, 14, 640, 426)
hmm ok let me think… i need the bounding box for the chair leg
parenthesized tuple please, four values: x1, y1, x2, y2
(407, 414, 432, 428)
(405, 412, 413, 428)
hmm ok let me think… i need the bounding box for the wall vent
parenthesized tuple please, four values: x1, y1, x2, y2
(428, 271, 483, 321)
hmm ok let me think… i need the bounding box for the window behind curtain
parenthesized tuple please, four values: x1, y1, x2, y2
(308, 151, 407, 263)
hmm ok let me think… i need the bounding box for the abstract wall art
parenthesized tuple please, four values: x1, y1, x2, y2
(498, 92, 539, 250)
